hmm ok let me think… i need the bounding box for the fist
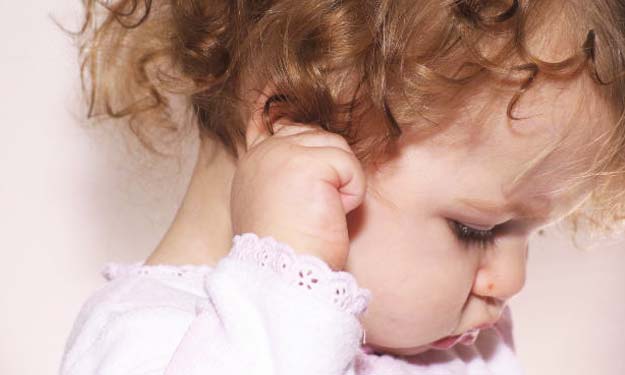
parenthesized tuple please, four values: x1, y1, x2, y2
(229, 117, 366, 271)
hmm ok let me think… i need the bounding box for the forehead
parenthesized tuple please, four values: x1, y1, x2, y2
(401, 73, 612, 220)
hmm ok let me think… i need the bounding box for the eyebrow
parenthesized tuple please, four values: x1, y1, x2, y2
(456, 197, 550, 220)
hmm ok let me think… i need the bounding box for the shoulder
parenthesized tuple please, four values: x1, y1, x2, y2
(60, 262, 213, 375)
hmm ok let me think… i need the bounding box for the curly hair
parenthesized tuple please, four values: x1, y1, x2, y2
(65, 0, 625, 238)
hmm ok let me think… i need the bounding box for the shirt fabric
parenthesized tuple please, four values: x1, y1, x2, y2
(59, 232, 525, 375)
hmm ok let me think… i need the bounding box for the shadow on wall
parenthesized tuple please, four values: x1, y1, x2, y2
(77, 97, 201, 264)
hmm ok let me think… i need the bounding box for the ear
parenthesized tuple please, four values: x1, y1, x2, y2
(244, 86, 275, 152)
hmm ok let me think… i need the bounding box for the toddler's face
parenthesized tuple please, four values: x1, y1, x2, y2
(345, 74, 610, 356)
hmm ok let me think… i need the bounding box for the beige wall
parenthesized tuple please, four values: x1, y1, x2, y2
(1, 2, 624, 374)
(510, 229, 625, 374)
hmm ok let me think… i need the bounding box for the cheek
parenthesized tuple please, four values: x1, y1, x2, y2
(356, 246, 475, 320)
(346, 204, 477, 347)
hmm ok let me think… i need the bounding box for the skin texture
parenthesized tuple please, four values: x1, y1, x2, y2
(230, 114, 366, 272)
(344, 74, 609, 356)
(145, 71, 610, 357)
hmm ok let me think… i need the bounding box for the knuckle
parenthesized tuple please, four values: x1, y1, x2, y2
(326, 132, 350, 147)
(280, 145, 309, 167)
(331, 147, 362, 172)
(276, 122, 315, 134)
(337, 146, 359, 163)
(304, 131, 352, 150)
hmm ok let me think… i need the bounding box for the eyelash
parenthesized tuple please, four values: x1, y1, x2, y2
(449, 220, 497, 249)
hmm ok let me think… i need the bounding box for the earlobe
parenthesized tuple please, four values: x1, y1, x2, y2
(245, 87, 300, 151)
(244, 87, 274, 151)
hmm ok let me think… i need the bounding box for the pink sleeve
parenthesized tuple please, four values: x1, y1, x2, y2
(164, 232, 371, 375)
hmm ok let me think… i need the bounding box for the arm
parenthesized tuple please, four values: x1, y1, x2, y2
(165, 232, 371, 375)
(60, 233, 370, 375)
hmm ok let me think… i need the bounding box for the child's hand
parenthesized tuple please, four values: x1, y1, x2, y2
(230, 121, 366, 271)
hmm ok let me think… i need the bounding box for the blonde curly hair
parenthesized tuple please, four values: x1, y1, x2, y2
(66, 0, 625, 238)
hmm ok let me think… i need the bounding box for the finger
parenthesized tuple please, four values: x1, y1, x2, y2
(285, 129, 355, 155)
(272, 122, 319, 136)
(310, 147, 367, 213)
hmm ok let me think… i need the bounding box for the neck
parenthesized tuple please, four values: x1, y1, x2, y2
(145, 140, 238, 266)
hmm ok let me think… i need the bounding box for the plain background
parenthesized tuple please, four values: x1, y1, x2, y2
(1, 1, 624, 374)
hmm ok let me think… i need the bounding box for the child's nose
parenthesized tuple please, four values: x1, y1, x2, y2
(471, 242, 529, 301)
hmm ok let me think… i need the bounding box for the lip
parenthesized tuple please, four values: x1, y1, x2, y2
(429, 328, 480, 350)
(429, 335, 463, 350)
(473, 321, 497, 330)
(428, 320, 497, 350)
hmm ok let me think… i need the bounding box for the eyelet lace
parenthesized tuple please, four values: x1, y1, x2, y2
(101, 262, 212, 281)
(229, 232, 371, 316)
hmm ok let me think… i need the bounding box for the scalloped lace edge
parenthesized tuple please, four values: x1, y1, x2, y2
(228, 232, 371, 316)
(101, 262, 212, 281)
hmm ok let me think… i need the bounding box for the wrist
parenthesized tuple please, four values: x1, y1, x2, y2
(227, 232, 371, 316)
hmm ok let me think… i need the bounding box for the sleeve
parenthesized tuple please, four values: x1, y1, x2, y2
(164, 232, 372, 375)
(60, 307, 198, 375)
(60, 232, 371, 375)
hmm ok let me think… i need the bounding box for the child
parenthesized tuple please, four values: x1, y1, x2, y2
(60, 0, 625, 374)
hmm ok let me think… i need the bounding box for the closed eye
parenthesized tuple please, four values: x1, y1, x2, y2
(448, 220, 497, 249)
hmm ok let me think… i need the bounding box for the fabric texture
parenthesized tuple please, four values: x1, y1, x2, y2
(60, 232, 525, 375)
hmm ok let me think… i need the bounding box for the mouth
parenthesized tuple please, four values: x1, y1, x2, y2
(362, 321, 496, 355)
(429, 328, 480, 350)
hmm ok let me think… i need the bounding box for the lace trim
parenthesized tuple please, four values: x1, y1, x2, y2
(102, 262, 212, 281)
(228, 232, 371, 316)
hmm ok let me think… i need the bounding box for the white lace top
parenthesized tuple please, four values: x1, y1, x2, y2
(59, 232, 525, 375)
